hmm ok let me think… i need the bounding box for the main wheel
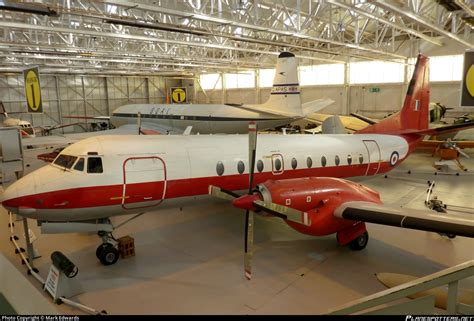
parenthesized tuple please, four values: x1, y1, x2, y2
(349, 232, 369, 251)
(96, 243, 113, 259)
(99, 246, 120, 266)
(446, 234, 456, 239)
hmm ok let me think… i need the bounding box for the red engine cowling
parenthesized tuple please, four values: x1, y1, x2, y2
(255, 177, 382, 240)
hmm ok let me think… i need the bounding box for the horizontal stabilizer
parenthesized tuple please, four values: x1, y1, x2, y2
(334, 201, 474, 238)
(240, 98, 334, 118)
(301, 99, 335, 116)
(410, 121, 474, 136)
(349, 112, 377, 125)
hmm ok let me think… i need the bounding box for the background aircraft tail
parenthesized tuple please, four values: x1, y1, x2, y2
(0, 101, 8, 121)
(248, 52, 333, 117)
(356, 54, 430, 135)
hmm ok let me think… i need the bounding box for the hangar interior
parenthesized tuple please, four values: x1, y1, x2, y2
(0, 0, 473, 316)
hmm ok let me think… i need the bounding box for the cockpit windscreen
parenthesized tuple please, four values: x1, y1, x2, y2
(53, 154, 78, 169)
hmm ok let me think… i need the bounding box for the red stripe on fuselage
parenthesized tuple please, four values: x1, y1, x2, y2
(3, 160, 403, 210)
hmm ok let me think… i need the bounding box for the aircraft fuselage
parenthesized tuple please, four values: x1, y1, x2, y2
(1, 133, 410, 221)
(110, 104, 294, 134)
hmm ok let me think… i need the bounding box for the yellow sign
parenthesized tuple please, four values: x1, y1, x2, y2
(461, 50, 474, 107)
(466, 65, 474, 97)
(23, 67, 43, 113)
(171, 87, 187, 104)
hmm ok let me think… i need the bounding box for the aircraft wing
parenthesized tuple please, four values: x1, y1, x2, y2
(306, 113, 370, 132)
(334, 201, 474, 238)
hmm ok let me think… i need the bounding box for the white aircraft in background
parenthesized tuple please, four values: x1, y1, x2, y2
(2, 54, 473, 272)
(26, 52, 333, 147)
(0, 101, 88, 139)
(1, 102, 36, 137)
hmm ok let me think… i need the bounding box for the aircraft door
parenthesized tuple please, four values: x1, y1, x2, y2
(122, 156, 166, 209)
(271, 154, 284, 175)
(363, 140, 381, 176)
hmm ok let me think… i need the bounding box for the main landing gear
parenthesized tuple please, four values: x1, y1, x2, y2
(336, 224, 370, 251)
(349, 231, 369, 250)
(96, 231, 120, 266)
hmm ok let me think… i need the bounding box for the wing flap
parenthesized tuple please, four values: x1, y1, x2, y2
(334, 201, 474, 238)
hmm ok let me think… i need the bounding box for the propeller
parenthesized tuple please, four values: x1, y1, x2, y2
(208, 122, 311, 280)
(454, 145, 470, 159)
(244, 121, 258, 280)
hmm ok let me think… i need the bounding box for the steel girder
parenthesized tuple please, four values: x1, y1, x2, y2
(0, 0, 471, 75)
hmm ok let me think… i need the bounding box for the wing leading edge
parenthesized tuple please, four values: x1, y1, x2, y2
(334, 201, 474, 238)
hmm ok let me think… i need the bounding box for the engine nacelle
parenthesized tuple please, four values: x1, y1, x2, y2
(256, 177, 382, 237)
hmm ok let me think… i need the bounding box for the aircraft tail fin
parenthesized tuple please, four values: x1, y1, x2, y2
(356, 54, 430, 135)
(0, 101, 8, 120)
(258, 52, 303, 117)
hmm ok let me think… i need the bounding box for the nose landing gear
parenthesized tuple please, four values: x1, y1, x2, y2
(96, 231, 120, 266)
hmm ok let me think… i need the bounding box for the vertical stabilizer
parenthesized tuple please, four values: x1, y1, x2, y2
(259, 52, 302, 116)
(357, 54, 430, 134)
(0, 101, 8, 121)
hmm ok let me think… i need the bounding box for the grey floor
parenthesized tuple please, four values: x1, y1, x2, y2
(0, 146, 473, 315)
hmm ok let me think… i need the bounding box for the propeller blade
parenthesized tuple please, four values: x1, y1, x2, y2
(244, 210, 254, 280)
(244, 121, 257, 280)
(208, 185, 240, 201)
(456, 147, 470, 159)
(248, 121, 257, 194)
(253, 200, 311, 226)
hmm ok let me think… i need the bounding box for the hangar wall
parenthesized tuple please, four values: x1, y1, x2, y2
(196, 81, 461, 119)
(0, 75, 177, 133)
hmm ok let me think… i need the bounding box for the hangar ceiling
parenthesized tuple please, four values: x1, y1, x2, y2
(0, 0, 472, 76)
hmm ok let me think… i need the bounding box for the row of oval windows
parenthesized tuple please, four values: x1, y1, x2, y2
(216, 154, 365, 176)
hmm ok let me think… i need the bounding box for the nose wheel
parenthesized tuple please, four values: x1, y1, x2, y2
(96, 232, 120, 266)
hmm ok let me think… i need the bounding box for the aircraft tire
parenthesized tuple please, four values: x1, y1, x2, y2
(99, 245, 120, 266)
(96, 243, 113, 259)
(349, 232, 369, 251)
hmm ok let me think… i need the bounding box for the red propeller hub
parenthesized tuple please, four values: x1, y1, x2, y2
(232, 193, 261, 211)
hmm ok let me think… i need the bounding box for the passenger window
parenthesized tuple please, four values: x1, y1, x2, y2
(274, 158, 282, 171)
(291, 158, 297, 170)
(307, 157, 312, 168)
(87, 157, 103, 173)
(335, 155, 340, 166)
(237, 161, 245, 174)
(216, 161, 224, 176)
(74, 158, 85, 171)
(257, 160, 264, 173)
(347, 155, 352, 165)
(321, 156, 327, 167)
(359, 154, 364, 164)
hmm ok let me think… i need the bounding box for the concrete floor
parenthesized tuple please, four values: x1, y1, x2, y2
(0, 146, 473, 315)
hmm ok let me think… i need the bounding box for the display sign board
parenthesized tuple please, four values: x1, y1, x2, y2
(44, 264, 60, 300)
(461, 50, 474, 107)
(170, 87, 187, 104)
(23, 67, 43, 113)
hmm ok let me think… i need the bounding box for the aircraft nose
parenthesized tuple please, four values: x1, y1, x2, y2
(1, 184, 19, 208)
(1, 172, 39, 216)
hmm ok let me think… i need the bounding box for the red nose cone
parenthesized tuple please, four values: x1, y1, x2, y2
(232, 193, 261, 211)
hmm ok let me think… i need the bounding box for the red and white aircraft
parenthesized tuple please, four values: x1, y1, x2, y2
(1, 55, 473, 269)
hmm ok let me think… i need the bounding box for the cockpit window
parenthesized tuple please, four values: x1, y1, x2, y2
(74, 158, 85, 171)
(53, 154, 78, 169)
(87, 157, 103, 173)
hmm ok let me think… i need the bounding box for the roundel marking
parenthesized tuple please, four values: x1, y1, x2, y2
(171, 88, 186, 103)
(389, 151, 399, 167)
(466, 65, 474, 97)
(25, 70, 41, 111)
